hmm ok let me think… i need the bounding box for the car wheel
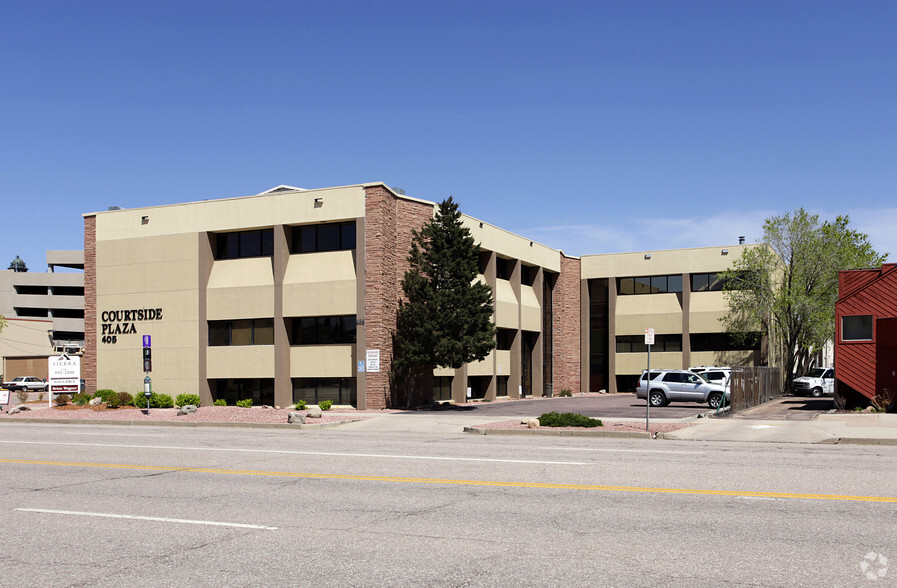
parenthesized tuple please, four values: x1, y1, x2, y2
(649, 390, 666, 407)
(708, 392, 723, 409)
(811, 387, 823, 398)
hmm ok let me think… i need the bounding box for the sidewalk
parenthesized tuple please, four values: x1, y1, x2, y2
(660, 412, 897, 445)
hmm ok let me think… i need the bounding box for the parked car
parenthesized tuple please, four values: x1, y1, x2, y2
(791, 367, 834, 397)
(2, 376, 49, 392)
(694, 368, 731, 390)
(637, 369, 729, 409)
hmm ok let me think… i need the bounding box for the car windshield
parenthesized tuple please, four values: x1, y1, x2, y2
(804, 368, 826, 378)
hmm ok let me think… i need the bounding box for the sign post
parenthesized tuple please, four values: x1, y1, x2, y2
(143, 336, 152, 413)
(644, 328, 654, 431)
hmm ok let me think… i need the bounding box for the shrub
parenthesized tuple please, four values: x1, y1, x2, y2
(117, 392, 133, 407)
(134, 392, 174, 409)
(72, 392, 91, 406)
(36, 391, 44, 402)
(214, 398, 227, 406)
(95, 389, 118, 403)
(319, 400, 332, 411)
(176, 394, 202, 407)
(538, 412, 603, 428)
(236, 399, 253, 408)
(293, 399, 306, 410)
(54, 394, 71, 407)
(105, 392, 121, 409)
(557, 389, 573, 397)
(15, 389, 29, 403)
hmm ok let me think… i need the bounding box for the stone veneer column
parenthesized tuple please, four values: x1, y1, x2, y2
(83, 215, 97, 394)
(553, 254, 581, 393)
(273, 226, 291, 408)
(363, 185, 434, 408)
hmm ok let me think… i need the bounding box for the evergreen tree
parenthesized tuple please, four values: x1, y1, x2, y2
(392, 198, 496, 405)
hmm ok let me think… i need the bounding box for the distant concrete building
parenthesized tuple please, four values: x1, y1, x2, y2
(0, 317, 55, 381)
(0, 251, 85, 354)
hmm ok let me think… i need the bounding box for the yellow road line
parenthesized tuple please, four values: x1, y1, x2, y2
(3, 458, 894, 503)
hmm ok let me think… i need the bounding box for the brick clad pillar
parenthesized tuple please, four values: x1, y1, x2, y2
(553, 254, 581, 393)
(83, 215, 97, 394)
(363, 185, 435, 408)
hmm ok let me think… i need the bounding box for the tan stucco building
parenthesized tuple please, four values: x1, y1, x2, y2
(83, 183, 765, 407)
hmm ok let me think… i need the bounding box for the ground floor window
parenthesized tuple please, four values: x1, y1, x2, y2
(292, 377, 356, 406)
(210, 378, 274, 406)
(467, 376, 489, 400)
(433, 376, 453, 401)
(616, 374, 641, 393)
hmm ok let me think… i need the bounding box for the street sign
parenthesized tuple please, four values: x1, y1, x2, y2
(143, 335, 151, 348)
(143, 359, 152, 372)
(644, 328, 655, 345)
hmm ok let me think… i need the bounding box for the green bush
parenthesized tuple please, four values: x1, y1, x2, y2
(538, 412, 603, 428)
(117, 392, 133, 407)
(54, 394, 71, 407)
(557, 389, 573, 397)
(105, 392, 121, 409)
(319, 400, 332, 411)
(176, 394, 201, 407)
(293, 399, 307, 410)
(134, 392, 174, 409)
(214, 398, 227, 406)
(236, 399, 253, 408)
(72, 392, 91, 406)
(95, 389, 118, 403)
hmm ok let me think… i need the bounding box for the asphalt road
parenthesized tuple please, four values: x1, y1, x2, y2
(1, 421, 896, 586)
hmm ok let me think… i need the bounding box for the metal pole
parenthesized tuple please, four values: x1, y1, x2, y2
(645, 344, 650, 431)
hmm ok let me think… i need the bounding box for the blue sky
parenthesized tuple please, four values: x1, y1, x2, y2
(2, 1, 895, 272)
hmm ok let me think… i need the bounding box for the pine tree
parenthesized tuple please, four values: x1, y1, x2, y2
(392, 197, 496, 405)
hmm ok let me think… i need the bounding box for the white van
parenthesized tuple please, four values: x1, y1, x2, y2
(791, 367, 835, 397)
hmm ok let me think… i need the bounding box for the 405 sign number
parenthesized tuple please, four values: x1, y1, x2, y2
(101, 335, 118, 344)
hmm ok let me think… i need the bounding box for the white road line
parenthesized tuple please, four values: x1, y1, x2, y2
(736, 496, 779, 501)
(539, 447, 703, 455)
(0, 440, 588, 465)
(16, 508, 277, 530)
(50, 432, 165, 437)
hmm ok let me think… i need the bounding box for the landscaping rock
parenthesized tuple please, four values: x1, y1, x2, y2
(288, 412, 306, 424)
(89, 397, 103, 406)
(307, 406, 323, 418)
(527, 418, 540, 429)
(177, 405, 198, 416)
(9, 405, 31, 414)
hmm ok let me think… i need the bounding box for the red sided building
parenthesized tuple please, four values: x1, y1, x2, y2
(834, 263, 897, 407)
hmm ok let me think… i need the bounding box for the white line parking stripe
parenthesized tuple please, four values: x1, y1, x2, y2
(16, 508, 277, 530)
(0, 440, 589, 465)
(539, 447, 703, 455)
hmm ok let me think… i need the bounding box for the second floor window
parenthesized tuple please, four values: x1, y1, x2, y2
(209, 319, 274, 346)
(292, 222, 356, 253)
(216, 229, 274, 259)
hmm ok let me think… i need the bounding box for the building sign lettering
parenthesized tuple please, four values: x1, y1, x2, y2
(100, 307, 163, 344)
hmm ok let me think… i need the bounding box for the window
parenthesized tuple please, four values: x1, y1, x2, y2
(521, 264, 537, 286)
(842, 315, 873, 341)
(690, 332, 761, 352)
(215, 229, 274, 259)
(292, 377, 357, 405)
(496, 257, 513, 280)
(208, 319, 274, 346)
(291, 222, 356, 253)
(618, 275, 683, 295)
(691, 271, 752, 292)
(497, 328, 515, 351)
(434, 376, 453, 401)
(290, 316, 356, 345)
(616, 334, 682, 352)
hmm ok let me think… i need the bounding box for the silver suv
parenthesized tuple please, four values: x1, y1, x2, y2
(636, 369, 729, 409)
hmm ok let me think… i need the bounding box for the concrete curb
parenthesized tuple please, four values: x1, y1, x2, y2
(463, 426, 653, 438)
(0, 417, 367, 430)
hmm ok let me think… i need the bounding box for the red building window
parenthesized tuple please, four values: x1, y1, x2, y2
(842, 315, 873, 341)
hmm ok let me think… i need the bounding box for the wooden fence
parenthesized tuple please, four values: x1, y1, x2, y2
(729, 366, 782, 412)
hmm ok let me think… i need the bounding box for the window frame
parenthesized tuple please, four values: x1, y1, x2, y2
(841, 314, 874, 342)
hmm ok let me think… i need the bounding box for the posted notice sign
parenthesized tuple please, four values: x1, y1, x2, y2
(366, 349, 381, 373)
(49, 354, 81, 393)
(644, 328, 655, 346)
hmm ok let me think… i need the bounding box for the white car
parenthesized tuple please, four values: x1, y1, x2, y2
(791, 368, 834, 397)
(2, 376, 48, 392)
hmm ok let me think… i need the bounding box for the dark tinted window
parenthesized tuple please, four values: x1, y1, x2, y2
(842, 315, 873, 341)
(291, 222, 356, 253)
(215, 230, 274, 260)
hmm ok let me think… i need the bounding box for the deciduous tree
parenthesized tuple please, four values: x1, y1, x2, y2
(720, 209, 886, 392)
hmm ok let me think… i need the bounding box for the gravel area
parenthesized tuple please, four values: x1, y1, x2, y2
(0, 404, 378, 425)
(476, 419, 690, 434)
